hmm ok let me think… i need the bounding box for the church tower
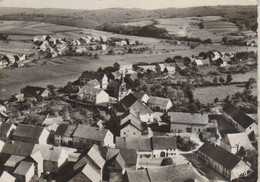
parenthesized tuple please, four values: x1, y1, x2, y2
(118, 73, 127, 101)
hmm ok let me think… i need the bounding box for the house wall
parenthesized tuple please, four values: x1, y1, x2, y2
(152, 149, 177, 159)
(138, 151, 153, 159)
(44, 160, 59, 173)
(223, 112, 245, 132)
(120, 125, 141, 138)
(39, 129, 50, 145)
(171, 123, 207, 133)
(102, 75, 108, 90)
(0, 125, 16, 142)
(230, 160, 250, 180)
(96, 91, 109, 104)
(73, 137, 102, 149)
(103, 131, 114, 147)
(245, 123, 258, 137)
(220, 141, 233, 153)
(139, 113, 154, 123)
(166, 101, 173, 111)
(25, 164, 34, 182)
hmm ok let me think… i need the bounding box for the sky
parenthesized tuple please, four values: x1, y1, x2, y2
(0, 0, 257, 10)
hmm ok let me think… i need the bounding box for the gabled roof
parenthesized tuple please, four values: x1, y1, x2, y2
(147, 96, 171, 107)
(14, 161, 34, 175)
(87, 144, 106, 169)
(111, 71, 121, 78)
(138, 137, 152, 151)
(152, 136, 177, 150)
(13, 124, 46, 140)
(55, 124, 76, 137)
(86, 79, 100, 88)
(4, 155, 25, 168)
(125, 169, 150, 182)
(30, 150, 43, 164)
(21, 86, 48, 97)
(223, 104, 256, 129)
(81, 163, 101, 182)
(2, 141, 35, 156)
(119, 148, 138, 166)
(0, 123, 14, 135)
(133, 91, 147, 101)
(80, 72, 105, 82)
(0, 172, 15, 182)
(73, 125, 110, 142)
(120, 110, 142, 131)
(78, 85, 104, 96)
(168, 112, 208, 125)
(198, 141, 241, 170)
(120, 93, 153, 113)
(201, 58, 210, 65)
(222, 133, 255, 151)
(45, 147, 65, 162)
(148, 164, 195, 182)
(43, 115, 64, 126)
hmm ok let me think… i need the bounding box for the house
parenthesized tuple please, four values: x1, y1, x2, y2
(168, 112, 209, 133)
(147, 96, 172, 112)
(164, 65, 176, 74)
(101, 44, 107, 50)
(220, 133, 255, 154)
(12, 124, 50, 144)
(13, 161, 35, 182)
(42, 114, 64, 126)
(75, 46, 87, 54)
(138, 65, 157, 72)
(4, 155, 25, 174)
(116, 136, 177, 159)
(39, 41, 49, 52)
(0, 59, 8, 68)
(123, 164, 196, 182)
(120, 110, 142, 138)
(133, 92, 149, 104)
(0, 123, 16, 142)
(86, 79, 101, 88)
(212, 51, 222, 61)
(0, 171, 15, 182)
(201, 58, 210, 66)
(77, 85, 109, 104)
(120, 93, 154, 122)
(70, 144, 105, 182)
(79, 72, 108, 89)
(223, 104, 258, 138)
(27, 150, 44, 177)
(21, 86, 50, 99)
(114, 61, 133, 74)
(0, 104, 6, 113)
(192, 58, 204, 66)
(111, 71, 122, 80)
(54, 124, 77, 146)
(73, 125, 114, 148)
(11, 93, 24, 102)
(198, 141, 251, 180)
(43, 147, 68, 173)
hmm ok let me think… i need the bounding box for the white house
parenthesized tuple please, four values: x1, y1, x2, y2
(14, 161, 35, 182)
(12, 124, 50, 144)
(133, 92, 150, 104)
(120, 110, 142, 138)
(198, 142, 251, 181)
(0, 123, 16, 142)
(86, 79, 101, 89)
(223, 105, 258, 138)
(147, 96, 172, 112)
(77, 85, 109, 104)
(114, 61, 133, 74)
(73, 125, 114, 148)
(220, 133, 255, 154)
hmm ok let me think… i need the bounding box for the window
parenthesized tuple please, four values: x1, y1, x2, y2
(133, 132, 135, 135)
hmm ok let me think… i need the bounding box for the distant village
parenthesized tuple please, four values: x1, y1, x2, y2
(0, 33, 258, 182)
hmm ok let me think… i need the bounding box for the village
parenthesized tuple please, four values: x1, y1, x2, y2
(0, 32, 258, 182)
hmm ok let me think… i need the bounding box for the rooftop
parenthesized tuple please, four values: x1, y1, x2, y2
(55, 124, 77, 137)
(168, 112, 208, 125)
(13, 124, 46, 140)
(0, 123, 14, 135)
(14, 161, 34, 175)
(148, 96, 171, 106)
(73, 125, 109, 142)
(152, 136, 177, 150)
(198, 141, 241, 170)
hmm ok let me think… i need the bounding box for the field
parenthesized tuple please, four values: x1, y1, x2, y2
(122, 16, 254, 43)
(0, 20, 257, 100)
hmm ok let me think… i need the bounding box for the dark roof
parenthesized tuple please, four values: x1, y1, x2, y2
(0, 123, 13, 135)
(138, 137, 152, 151)
(125, 169, 150, 182)
(120, 93, 138, 109)
(223, 104, 256, 129)
(80, 72, 105, 82)
(21, 86, 47, 97)
(13, 124, 45, 140)
(2, 141, 35, 156)
(152, 136, 177, 150)
(73, 125, 109, 142)
(119, 148, 137, 166)
(198, 141, 241, 170)
(55, 124, 76, 137)
(133, 92, 146, 101)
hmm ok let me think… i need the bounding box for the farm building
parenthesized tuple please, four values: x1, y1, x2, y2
(220, 133, 255, 154)
(147, 96, 172, 112)
(168, 112, 209, 133)
(77, 85, 109, 104)
(198, 141, 251, 181)
(223, 104, 258, 138)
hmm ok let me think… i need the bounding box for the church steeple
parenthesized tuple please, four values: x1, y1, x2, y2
(118, 73, 127, 101)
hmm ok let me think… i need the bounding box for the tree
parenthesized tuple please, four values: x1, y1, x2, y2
(161, 158, 174, 166)
(213, 77, 218, 84)
(214, 97, 219, 103)
(107, 49, 114, 55)
(226, 73, 233, 83)
(219, 77, 225, 83)
(128, 47, 133, 53)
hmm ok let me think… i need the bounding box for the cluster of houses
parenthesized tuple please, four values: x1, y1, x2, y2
(0, 54, 32, 69)
(0, 55, 258, 181)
